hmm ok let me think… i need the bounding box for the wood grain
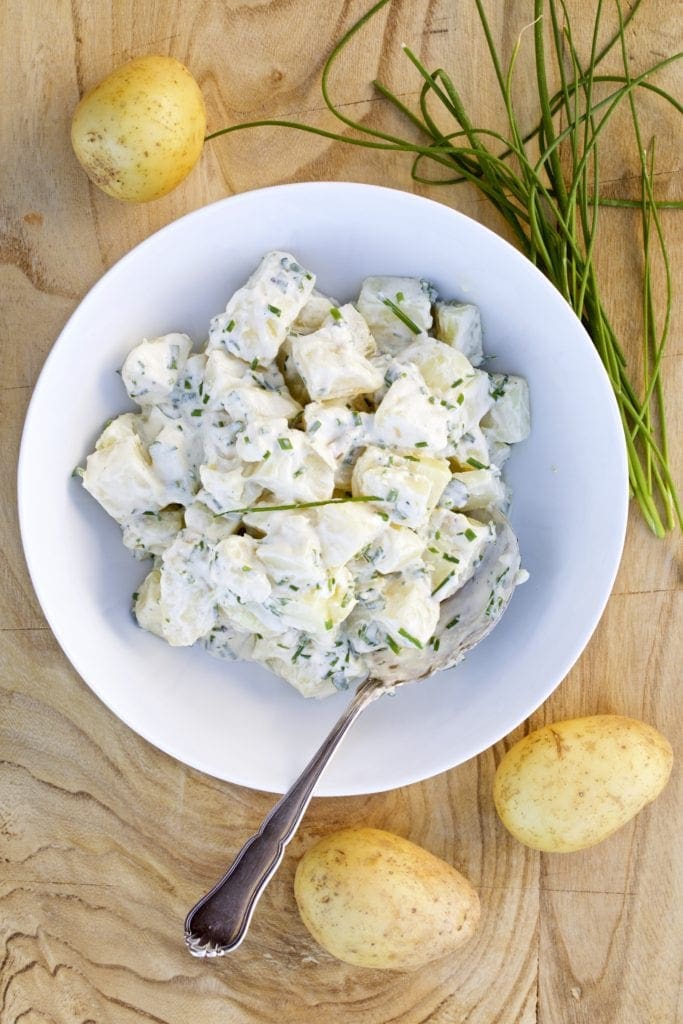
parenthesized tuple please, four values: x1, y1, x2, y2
(1, 1, 681, 1021)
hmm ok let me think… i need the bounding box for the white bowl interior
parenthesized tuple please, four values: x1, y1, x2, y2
(18, 183, 628, 795)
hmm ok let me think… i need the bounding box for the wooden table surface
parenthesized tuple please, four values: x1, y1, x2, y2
(2, 2, 681, 1021)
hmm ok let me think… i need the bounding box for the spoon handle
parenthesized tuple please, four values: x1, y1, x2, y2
(184, 675, 386, 957)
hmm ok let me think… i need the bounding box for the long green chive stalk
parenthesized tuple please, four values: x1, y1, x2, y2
(206, 0, 681, 535)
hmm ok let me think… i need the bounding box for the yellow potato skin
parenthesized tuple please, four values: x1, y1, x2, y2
(71, 55, 206, 202)
(294, 826, 480, 970)
(493, 715, 673, 852)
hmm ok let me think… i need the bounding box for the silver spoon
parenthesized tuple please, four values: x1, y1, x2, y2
(184, 511, 520, 957)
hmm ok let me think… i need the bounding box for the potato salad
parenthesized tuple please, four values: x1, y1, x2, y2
(79, 252, 530, 698)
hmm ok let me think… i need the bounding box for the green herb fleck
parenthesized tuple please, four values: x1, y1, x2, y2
(398, 627, 423, 649)
(382, 295, 421, 334)
(386, 635, 401, 654)
(432, 571, 454, 596)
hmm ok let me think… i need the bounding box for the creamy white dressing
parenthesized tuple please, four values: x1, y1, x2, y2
(80, 251, 530, 699)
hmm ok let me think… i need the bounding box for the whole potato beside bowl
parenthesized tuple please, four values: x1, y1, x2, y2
(494, 715, 673, 852)
(294, 827, 479, 970)
(71, 55, 206, 202)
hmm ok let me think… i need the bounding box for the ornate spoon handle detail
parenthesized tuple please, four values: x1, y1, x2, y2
(184, 676, 386, 957)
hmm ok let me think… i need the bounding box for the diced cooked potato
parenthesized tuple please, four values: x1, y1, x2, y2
(82, 424, 167, 523)
(423, 508, 493, 600)
(396, 336, 474, 397)
(439, 468, 508, 512)
(351, 446, 450, 527)
(374, 575, 440, 649)
(323, 303, 377, 356)
(373, 364, 449, 452)
(358, 522, 426, 574)
(208, 252, 316, 363)
(122, 506, 185, 559)
(292, 289, 338, 334)
(289, 324, 383, 401)
(434, 301, 484, 366)
(243, 429, 334, 504)
(210, 535, 272, 603)
(357, 276, 435, 354)
(122, 333, 193, 405)
(256, 513, 325, 586)
(482, 373, 531, 443)
(315, 502, 385, 567)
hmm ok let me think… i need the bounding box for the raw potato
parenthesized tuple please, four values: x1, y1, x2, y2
(294, 827, 480, 970)
(71, 55, 206, 202)
(493, 715, 673, 852)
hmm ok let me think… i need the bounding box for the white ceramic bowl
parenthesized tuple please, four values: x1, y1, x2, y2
(18, 183, 628, 795)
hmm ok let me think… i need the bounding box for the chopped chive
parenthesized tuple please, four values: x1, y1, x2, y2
(464, 528, 477, 541)
(382, 295, 421, 334)
(415, 441, 428, 448)
(446, 615, 460, 629)
(292, 640, 307, 663)
(191, 409, 203, 417)
(216, 495, 385, 516)
(456, 393, 465, 405)
(386, 487, 399, 502)
(386, 635, 401, 654)
(404, 454, 420, 462)
(262, 450, 271, 461)
(395, 290, 405, 302)
(442, 553, 460, 563)
(325, 619, 334, 630)
(226, 319, 235, 332)
(241, 565, 252, 572)
(308, 419, 322, 433)
(329, 306, 342, 321)
(432, 571, 455, 596)
(267, 304, 281, 316)
(251, 358, 260, 370)
(451, 378, 463, 388)
(467, 458, 488, 470)
(278, 437, 293, 450)
(398, 627, 423, 649)
(289, 584, 299, 591)
(71, 466, 85, 478)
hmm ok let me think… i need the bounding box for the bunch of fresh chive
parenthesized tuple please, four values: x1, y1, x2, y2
(206, 0, 681, 535)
